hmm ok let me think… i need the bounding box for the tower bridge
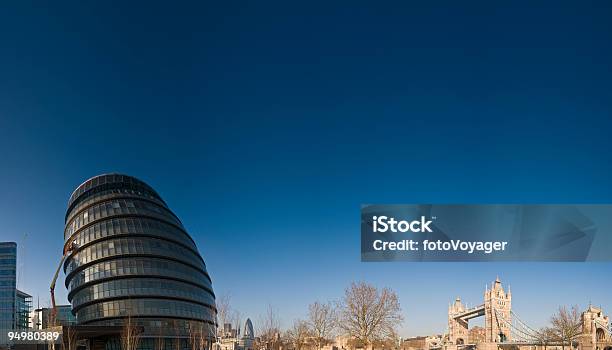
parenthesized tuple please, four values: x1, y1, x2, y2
(444, 277, 611, 350)
(449, 277, 511, 345)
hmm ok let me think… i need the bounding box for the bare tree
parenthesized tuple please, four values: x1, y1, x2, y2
(535, 327, 556, 350)
(383, 328, 401, 350)
(258, 305, 281, 350)
(251, 336, 262, 350)
(308, 301, 337, 350)
(189, 321, 204, 350)
(284, 319, 311, 350)
(232, 310, 244, 337)
(155, 326, 166, 350)
(550, 306, 582, 350)
(173, 320, 182, 350)
(216, 293, 243, 341)
(337, 282, 403, 350)
(206, 322, 218, 350)
(188, 320, 216, 350)
(61, 326, 78, 350)
(216, 293, 232, 334)
(121, 316, 142, 350)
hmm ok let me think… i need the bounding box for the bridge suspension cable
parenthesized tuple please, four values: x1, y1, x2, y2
(594, 319, 612, 336)
(493, 309, 539, 343)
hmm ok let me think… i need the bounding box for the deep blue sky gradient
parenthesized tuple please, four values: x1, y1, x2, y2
(0, 1, 611, 336)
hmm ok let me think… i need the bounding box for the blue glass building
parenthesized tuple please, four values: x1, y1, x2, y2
(0, 242, 17, 346)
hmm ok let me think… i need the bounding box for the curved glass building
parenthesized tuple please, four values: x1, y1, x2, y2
(63, 174, 216, 346)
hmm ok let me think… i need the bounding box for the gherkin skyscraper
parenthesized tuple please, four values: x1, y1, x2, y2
(63, 174, 216, 348)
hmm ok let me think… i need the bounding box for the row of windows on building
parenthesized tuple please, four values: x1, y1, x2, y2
(0, 322, 15, 335)
(69, 217, 197, 254)
(93, 318, 209, 333)
(68, 174, 159, 207)
(0, 302, 15, 314)
(70, 278, 215, 310)
(68, 258, 210, 293)
(65, 198, 181, 239)
(0, 290, 16, 298)
(67, 188, 166, 223)
(77, 299, 215, 324)
(66, 237, 205, 275)
(0, 247, 16, 254)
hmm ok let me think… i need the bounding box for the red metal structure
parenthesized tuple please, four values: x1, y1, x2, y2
(50, 241, 75, 324)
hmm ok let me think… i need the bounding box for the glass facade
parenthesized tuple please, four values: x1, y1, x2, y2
(64, 174, 216, 341)
(15, 289, 31, 330)
(32, 305, 77, 329)
(0, 242, 17, 346)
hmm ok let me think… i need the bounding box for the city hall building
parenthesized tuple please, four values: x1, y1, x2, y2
(63, 174, 217, 350)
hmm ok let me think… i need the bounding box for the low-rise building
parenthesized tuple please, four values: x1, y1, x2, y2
(15, 290, 31, 330)
(402, 335, 443, 350)
(30, 305, 77, 329)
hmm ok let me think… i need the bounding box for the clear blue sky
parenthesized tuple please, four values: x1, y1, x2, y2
(1, 1, 611, 337)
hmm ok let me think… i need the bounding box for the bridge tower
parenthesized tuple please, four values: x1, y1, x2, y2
(449, 297, 469, 345)
(578, 305, 611, 350)
(484, 277, 511, 343)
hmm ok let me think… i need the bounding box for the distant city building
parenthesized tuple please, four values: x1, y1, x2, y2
(239, 319, 255, 350)
(63, 174, 217, 349)
(15, 289, 31, 330)
(30, 305, 76, 329)
(216, 319, 255, 350)
(220, 323, 239, 339)
(0, 242, 17, 346)
(0, 242, 33, 347)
